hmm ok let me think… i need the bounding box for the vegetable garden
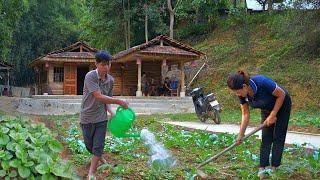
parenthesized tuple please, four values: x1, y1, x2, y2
(1, 114, 317, 179)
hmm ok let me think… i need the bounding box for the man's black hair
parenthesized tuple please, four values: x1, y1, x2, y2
(95, 50, 112, 63)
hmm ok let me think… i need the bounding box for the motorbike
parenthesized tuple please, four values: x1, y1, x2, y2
(189, 87, 222, 124)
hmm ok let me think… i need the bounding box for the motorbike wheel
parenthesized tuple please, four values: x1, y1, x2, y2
(196, 111, 207, 122)
(199, 116, 207, 123)
(212, 109, 221, 124)
(208, 109, 221, 124)
(195, 105, 207, 123)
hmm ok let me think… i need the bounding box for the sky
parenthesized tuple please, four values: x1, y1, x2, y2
(246, 0, 317, 10)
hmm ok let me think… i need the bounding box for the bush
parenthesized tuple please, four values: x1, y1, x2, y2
(177, 23, 214, 39)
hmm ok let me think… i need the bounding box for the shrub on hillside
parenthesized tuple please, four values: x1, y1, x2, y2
(267, 8, 320, 55)
(177, 23, 215, 39)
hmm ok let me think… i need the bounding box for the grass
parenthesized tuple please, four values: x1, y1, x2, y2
(190, 12, 320, 112)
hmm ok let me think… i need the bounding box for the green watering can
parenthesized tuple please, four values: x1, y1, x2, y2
(108, 106, 140, 138)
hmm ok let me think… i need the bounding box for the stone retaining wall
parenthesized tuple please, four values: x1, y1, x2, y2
(0, 85, 35, 97)
(17, 96, 195, 115)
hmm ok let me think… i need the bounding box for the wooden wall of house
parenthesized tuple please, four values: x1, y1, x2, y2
(110, 63, 122, 95)
(111, 61, 139, 96)
(111, 61, 162, 96)
(37, 65, 47, 95)
(142, 61, 162, 86)
(123, 61, 138, 96)
(45, 62, 95, 95)
(47, 66, 64, 95)
(40, 60, 162, 96)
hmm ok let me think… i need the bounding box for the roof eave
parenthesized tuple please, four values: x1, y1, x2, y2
(113, 35, 205, 61)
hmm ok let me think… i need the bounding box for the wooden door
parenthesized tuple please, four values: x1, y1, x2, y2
(64, 63, 77, 95)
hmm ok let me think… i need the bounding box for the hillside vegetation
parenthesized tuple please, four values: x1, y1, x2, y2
(189, 11, 320, 112)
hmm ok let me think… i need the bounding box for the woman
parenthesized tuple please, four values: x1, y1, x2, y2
(227, 71, 291, 178)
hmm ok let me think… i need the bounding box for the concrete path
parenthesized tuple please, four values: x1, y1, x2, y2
(164, 121, 320, 149)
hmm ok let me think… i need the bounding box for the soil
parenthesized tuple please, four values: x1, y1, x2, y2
(76, 153, 119, 179)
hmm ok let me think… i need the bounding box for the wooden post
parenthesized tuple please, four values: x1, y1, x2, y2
(136, 58, 142, 96)
(48, 66, 53, 84)
(121, 64, 124, 96)
(38, 69, 41, 95)
(7, 69, 9, 87)
(179, 61, 185, 97)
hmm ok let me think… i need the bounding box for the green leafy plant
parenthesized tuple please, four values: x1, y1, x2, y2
(0, 116, 76, 179)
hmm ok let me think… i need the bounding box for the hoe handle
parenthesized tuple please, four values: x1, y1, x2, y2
(197, 124, 265, 169)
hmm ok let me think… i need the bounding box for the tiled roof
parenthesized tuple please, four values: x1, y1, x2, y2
(48, 52, 95, 59)
(29, 41, 98, 67)
(140, 45, 199, 56)
(113, 35, 204, 60)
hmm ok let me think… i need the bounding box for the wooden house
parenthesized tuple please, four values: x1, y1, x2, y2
(29, 35, 204, 97)
(29, 42, 98, 95)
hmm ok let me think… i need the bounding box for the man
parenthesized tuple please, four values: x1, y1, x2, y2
(80, 50, 128, 179)
(141, 72, 148, 96)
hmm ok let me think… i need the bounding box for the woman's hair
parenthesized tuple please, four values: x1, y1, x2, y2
(227, 70, 250, 90)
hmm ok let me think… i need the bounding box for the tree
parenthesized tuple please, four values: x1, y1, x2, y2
(80, 0, 127, 53)
(144, 3, 148, 43)
(0, 0, 28, 61)
(144, 0, 168, 42)
(167, 0, 182, 38)
(9, 0, 82, 85)
(267, 0, 273, 11)
(127, 0, 131, 48)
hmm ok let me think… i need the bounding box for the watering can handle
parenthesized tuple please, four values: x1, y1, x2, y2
(116, 106, 136, 120)
(116, 106, 125, 112)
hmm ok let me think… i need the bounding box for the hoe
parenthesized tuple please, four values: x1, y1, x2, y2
(196, 123, 266, 178)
